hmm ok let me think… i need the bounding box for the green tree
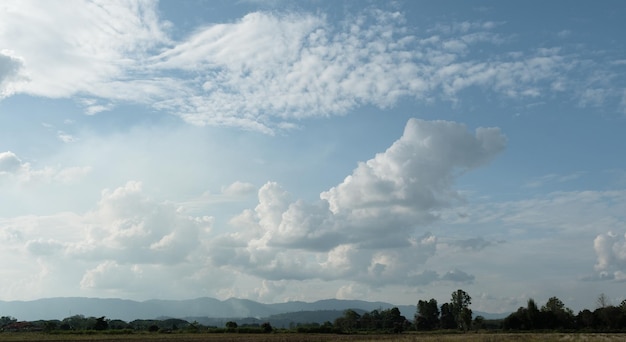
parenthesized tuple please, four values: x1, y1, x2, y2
(576, 309, 594, 329)
(43, 321, 58, 332)
(225, 321, 238, 331)
(108, 319, 130, 330)
(369, 309, 382, 330)
(473, 315, 485, 330)
(451, 289, 472, 331)
(185, 321, 200, 333)
(503, 307, 526, 330)
(596, 293, 610, 309)
(542, 296, 566, 312)
(541, 296, 574, 329)
(63, 315, 90, 330)
(440, 303, 457, 329)
(526, 298, 541, 329)
(334, 309, 361, 333)
(592, 305, 625, 330)
(415, 298, 439, 330)
(0, 316, 17, 327)
(261, 322, 273, 333)
(93, 316, 108, 331)
(380, 307, 407, 333)
(359, 312, 372, 330)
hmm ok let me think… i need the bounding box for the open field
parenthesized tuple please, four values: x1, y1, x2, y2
(1, 333, 626, 342)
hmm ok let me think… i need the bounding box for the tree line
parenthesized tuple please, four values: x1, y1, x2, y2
(415, 290, 626, 332)
(3, 290, 626, 334)
(502, 295, 626, 331)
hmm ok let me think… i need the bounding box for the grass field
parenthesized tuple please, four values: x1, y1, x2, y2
(1, 332, 626, 342)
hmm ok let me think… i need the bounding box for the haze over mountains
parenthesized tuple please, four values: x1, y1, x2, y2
(0, 297, 505, 323)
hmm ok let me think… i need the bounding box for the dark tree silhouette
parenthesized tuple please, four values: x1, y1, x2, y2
(415, 298, 439, 330)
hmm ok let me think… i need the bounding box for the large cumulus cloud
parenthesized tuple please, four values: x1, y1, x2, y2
(0, 51, 24, 98)
(76, 181, 213, 265)
(594, 231, 626, 281)
(210, 119, 506, 286)
(0, 151, 23, 174)
(1, 181, 213, 296)
(0, 119, 505, 299)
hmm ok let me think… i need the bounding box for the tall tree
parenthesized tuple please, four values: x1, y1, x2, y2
(93, 316, 108, 331)
(334, 309, 361, 333)
(381, 307, 407, 333)
(596, 293, 610, 309)
(542, 296, 566, 313)
(541, 296, 574, 329)
(0, 316, 17, 327)
(440, 303, 457, 329)
(451, 289, 472, 331)
(415, 298, 439, 330)
(526, 298, 541, 329)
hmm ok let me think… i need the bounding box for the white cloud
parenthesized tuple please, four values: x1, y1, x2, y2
(431, 21, 502, 35)
(524, 172, 585, 188)
(449, 237, 496, 251)
(76, 181, 213, 264)
(594, 231, 626, 280)
(57, 131, 78, 143)
(25, 239, 65, 256)
(0, 151, 23, 174)
(579, 88, 609, 107)
(0, 150, 91, 184)
(209, 119, 506, 287)
(79, 98, 115, 115)
(3, 4, 615, 132)
(440, 269, 475, 283)
(0, 180, 217, 299)
(150, 13, 567, 131)
(432, 188, 626, 306)
(442, 190, 626, 237)
(54, 166, 92, 183)
(221, 181, 256, 197)
(0, 50, 24, 98)
(80, 261, 142, 290)
(336, 283, 370, 300)
(321, 119, 506, 219)
(557, 30, 571, 38)
(0, 0, 169, 99)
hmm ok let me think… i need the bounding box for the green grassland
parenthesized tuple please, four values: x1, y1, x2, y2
(1, 332, 626, 342)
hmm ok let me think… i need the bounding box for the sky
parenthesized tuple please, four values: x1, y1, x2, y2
(0, 0, 625, 315)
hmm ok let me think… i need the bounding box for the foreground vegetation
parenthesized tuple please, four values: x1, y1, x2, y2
(415, 290, 626, 332)
(2, 289, 626, 340)
(1, 332, 626, 342)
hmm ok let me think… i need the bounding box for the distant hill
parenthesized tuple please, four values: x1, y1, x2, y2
(0, 297, 508, 322)
(185, 309, 363, 328)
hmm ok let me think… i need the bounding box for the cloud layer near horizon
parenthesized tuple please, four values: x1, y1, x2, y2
(0, 119, 505, 298)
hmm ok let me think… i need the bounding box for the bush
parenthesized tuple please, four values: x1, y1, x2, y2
(261, 322, 273, 333)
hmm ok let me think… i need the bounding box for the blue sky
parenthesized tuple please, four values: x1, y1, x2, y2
(1, 0, 625, 314)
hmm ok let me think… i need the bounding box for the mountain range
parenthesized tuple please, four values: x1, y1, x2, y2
(0, 297, 507, 323)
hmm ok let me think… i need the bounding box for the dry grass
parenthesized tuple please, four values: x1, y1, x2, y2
(0, 333, 625, 342)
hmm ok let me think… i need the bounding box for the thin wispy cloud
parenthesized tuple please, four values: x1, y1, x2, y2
(524, 172, 585, 188)
(2, 2, 624, 133)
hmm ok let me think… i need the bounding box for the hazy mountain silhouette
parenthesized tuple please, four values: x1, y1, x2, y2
(0, 297, 506, 322)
